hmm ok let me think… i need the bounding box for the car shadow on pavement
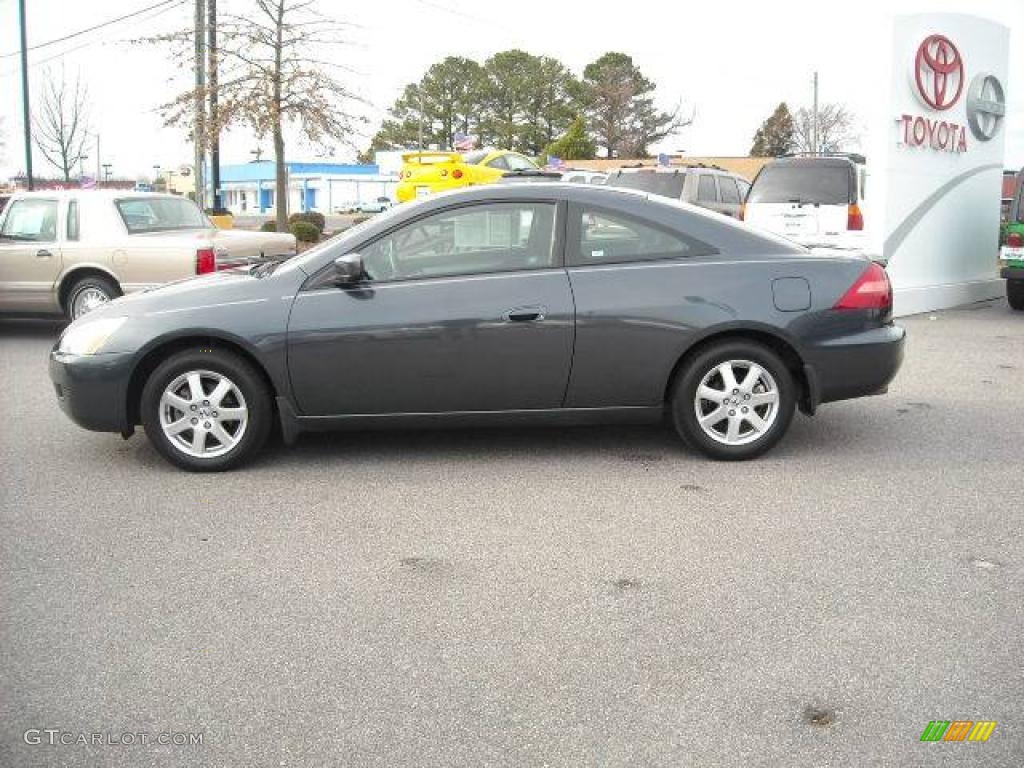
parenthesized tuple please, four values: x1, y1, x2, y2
(0, 317, 66, 337)
(248, 406, 895, 470)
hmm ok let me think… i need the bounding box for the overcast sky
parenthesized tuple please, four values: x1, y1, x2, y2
(0, 0, 1021, 180)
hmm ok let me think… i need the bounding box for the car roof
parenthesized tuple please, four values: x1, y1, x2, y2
(765, 156, 857, 169)
(410, 181, 649, 207)
(606, 163, 745, 179)
(8, 189, 185, 201)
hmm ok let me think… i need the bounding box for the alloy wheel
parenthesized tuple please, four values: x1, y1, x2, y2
(693, 359, 780, 446)
(158, 370, 248, 458)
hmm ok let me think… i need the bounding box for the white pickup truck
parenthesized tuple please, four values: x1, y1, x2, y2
(0, 190, 296, 319)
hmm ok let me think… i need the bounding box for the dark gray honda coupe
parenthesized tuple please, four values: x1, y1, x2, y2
(49, 184, 904, 471)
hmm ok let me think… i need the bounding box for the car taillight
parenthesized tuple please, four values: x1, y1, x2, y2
(834, 262, 892, 311)
(1008, 232, 1023, 247)
(452, 168, 463, 179)
(196, 248, 216, 275)
(847, 203, 864, 231)
(738, 202, 745, 221)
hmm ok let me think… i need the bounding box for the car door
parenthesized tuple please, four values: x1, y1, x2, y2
(0, 197, 63, 312)
(564, 203, 717, 408)
(286, 200, 574, 416)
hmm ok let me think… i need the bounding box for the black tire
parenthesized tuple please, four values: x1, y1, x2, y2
(671, 340, 796, 461)
(140, 348, 272, 471)
(65, 274, 121, 321)
(1008, 280, 1024, 311)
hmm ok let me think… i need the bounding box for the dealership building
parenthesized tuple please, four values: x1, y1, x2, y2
(219, 161, 399, 216)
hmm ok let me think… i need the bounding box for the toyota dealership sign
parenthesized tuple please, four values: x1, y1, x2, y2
(865, 13, 1010, 316)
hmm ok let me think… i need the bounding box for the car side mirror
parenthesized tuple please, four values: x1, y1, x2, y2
(333, 253, 364, 286)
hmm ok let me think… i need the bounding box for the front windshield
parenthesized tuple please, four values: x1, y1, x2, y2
(116, 197, 211, 233)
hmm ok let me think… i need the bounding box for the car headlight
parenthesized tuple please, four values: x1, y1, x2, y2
(58, 316, 128, 355)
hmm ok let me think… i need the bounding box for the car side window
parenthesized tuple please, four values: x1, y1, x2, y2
(718, 177, 740, 204)
(486, 155, 510, 171)
(573, 207, 700, 266)
(697, 175, 718, 203)
(359, 202, 557, 282)
(504, 154, 536, 171)
(737, 179, 751, 200)
(0, 199, 58, 242)
(67, 200, 80, 241)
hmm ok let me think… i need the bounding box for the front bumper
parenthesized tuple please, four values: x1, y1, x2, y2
(49, 349, 135, 433)
(804, 325, 906, 406)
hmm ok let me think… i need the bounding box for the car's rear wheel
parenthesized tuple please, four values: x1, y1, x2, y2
(1008, 279, 1024, 311)
(671, 341, 796, 460)
(66, 274, 120, 321)
(141, 349, 272, 471)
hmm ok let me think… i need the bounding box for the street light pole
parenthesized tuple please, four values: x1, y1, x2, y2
(18, 0, 34, 190)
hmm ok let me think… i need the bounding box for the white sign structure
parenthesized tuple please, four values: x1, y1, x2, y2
(865, 13, 1010, 316)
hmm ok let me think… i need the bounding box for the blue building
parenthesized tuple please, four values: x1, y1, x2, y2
(219, 161, 398, 215)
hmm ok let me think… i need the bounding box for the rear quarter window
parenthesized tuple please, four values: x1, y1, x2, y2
(748, 164, 852, 205)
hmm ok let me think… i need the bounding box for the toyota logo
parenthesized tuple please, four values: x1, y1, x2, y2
(966, 73, 1005, 142)
(914, 34, 964, 111)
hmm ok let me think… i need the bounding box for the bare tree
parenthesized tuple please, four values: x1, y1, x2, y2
(152, 0, 363, 229)
(32, 69, 91, 182)
(792, 103, 858, 153)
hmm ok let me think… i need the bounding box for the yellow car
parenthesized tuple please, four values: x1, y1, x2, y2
(395, 149, 540, 203)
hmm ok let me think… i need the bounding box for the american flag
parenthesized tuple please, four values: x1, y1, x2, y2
(453, 132, 476, 151)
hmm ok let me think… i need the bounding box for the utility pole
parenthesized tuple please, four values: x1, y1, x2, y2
(18, 0, 33, 190)
(95, 134, 101, 183)
(208, 0, 221, 210)
(812, 71, 819, 155)
(194, 0, 206, 209)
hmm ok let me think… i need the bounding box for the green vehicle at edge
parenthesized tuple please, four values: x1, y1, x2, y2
(1001, 168, 1024, 311)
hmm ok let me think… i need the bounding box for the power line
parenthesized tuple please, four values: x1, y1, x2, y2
(1, 0, 181, 58)
(0, 0, 187, 76)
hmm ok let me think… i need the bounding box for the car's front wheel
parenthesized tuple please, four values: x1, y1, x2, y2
(140, 348, 272, 471)
(1008, 279, 1024, 311)
(671, 340, 796, 460)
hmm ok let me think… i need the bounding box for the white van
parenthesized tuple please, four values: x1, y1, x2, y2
(742, 155, 866, 250)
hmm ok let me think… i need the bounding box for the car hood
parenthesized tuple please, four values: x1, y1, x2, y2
(90, 263, 305, 320)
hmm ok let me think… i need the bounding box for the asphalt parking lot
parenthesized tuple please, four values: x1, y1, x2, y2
(1, 300, 1022, 767)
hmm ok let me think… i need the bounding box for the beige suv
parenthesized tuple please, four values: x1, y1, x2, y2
(0, 190, 296, 320)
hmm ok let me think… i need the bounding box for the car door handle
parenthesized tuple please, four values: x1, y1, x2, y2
(503, 306, 545, 322)
(36, 249, 53, 259)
